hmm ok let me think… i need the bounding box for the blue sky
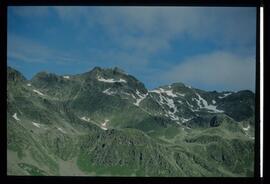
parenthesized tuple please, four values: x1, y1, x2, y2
(7, 6, 256, 92)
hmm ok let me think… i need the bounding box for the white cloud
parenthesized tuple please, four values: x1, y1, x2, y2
(48, 6, 257, 78)
(50, 7, 255, 54)
(11, 6, 256, 55)
(85, 7, 202, 54)
(47, 7, 198, 54)
(163, 51, 255, 92)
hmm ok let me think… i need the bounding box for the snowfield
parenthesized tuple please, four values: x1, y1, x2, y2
(153, 92, 179, 121)
(195, 93, 224, 113)
(218, 92, 232, 99)
(12, 113, 20, 121)
(149, 88, 177, 98)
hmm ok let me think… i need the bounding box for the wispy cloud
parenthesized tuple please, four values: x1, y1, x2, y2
(8, 34, 52, 63)
(162, 51, 255, 92)
(51, 7, 255, 54)
(8, 34, 85, 65)
(8, 6, 256, 91)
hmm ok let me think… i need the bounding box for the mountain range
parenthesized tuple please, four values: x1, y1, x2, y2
(7, 66, 255, 176)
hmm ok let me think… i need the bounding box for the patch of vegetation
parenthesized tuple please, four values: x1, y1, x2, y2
(18, 163, 47, 176)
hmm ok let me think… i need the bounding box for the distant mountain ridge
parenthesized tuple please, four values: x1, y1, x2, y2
(7, 66, 255, 176)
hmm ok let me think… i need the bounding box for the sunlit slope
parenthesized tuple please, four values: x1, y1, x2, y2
(7, 66, 255, 176)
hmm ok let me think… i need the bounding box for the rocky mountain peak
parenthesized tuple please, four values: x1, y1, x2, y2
(7, 66, 26, 83)
(7, 65, 255, 177)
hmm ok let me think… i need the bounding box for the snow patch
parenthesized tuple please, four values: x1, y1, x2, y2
(27, 83, 31, 87)
(122, 91, 131, 96)
(153, 92, 179, 121)
(12, 113, 20, 121)
(168, 112, 179, 121)
(164, 90, 177, 97)
(178, 100, 183, 104)
(97, 76, 127, 83)
(166, 98, 177, 113)
(149, 88, 178, 98)
(181, 117, 191, 123)
(63, 76, 70, 79)
(218, 93, 232, 99)
(176, 92, 185, 97)
(32, 122, 42, 128)
(101, 119, 109, 130)
(149, 89, 162, 94)
(102, 88, 116, 96)
(185, 101, 199, 112)
(243, 124, 250, 131)
(81, 116, 91, 122)
(158, 94, 179, 121)
(186, 101, 194, 108)
(195, 93, 207, 108)
(133, 90, 148, 106)
(119, 78, 127, 83)
(57, 127, 67, 134)
(185, 84, 192, 89)
(33, 89, 45, 96)
(212, 100, 216, 104)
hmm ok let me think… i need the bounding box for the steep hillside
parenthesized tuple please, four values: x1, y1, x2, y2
(7, 66, 255, 176)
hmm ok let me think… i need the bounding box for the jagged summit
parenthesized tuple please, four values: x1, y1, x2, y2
(81, 66, 148, 94)
(7, 66, 26, 82)
(86, 66, 127, 75)
(32, 71, 59, 80)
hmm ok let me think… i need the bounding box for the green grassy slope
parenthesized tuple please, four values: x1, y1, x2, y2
(7, 66, 255, 176)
